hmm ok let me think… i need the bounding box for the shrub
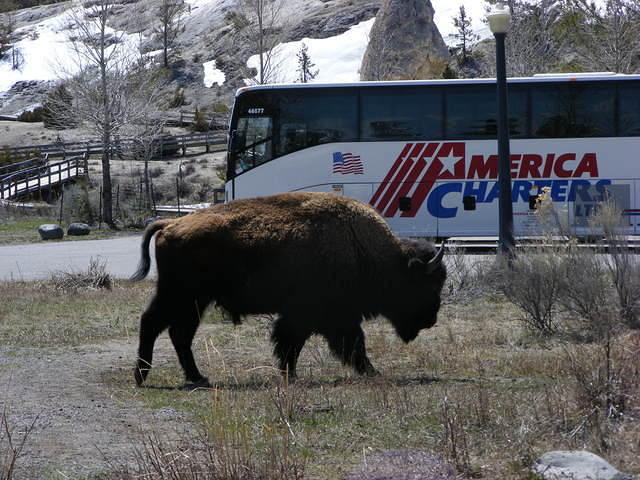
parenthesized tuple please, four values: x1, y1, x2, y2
(565, 331, 640, 450)
(500, 244, 565, 334)
(212, 102, 229, 114)
(502, 190, 640, 336)
(442, 245, 497, 304)
(17, 106, 44, 122)
(50, 257, 112, 292)
(182, 163, 196, 177)
(557, 245, 612, 338)
(191, 107, 209, 132)
(1, 408, 37, 480)
(168, 87, 185, 108)
(148, 166, 164, 179)
(42, 84, 76, 130)
(58, 181, 97, 225)
(592, 201, 640, 329)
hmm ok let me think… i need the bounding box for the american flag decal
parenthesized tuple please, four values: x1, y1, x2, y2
(332, 152, 364, 175)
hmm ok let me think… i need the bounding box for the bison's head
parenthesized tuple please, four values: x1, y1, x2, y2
(389, 239, 446, 343)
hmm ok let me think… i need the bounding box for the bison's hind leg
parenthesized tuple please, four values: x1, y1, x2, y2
(271, 315, 311, 379)
(322, 321, 379, 377)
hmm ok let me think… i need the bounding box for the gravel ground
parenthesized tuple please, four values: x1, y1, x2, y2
(0, 334, 203, 479)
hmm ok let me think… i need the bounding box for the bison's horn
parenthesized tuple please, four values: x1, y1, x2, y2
(426, 241, 445, 274)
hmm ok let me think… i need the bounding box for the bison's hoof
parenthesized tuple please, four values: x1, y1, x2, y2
(134, 367, 149, 386)
(364, 366, 380, 377)
(182, 377, 212, 390)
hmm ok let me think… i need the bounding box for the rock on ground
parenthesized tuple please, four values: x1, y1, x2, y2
(38, 224, 64, 240)
(67, 222, 91, 236)
(532, 451, 634, 480)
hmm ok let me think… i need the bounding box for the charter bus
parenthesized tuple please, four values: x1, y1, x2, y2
(224, 73, 640, 237)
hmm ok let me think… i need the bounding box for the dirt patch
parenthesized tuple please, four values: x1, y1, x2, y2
(0, 333, 203, 479)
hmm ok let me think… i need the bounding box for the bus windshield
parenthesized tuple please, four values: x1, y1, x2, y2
(231, 114, 273, 174)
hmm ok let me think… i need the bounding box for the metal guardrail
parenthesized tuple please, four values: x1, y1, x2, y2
(0, 154, 88, 200)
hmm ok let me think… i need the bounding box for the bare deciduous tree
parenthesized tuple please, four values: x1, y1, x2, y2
(484, 0, 569, 76)
(53, 0, 164, 226)
(569, 0, 640, 73)
(232, 0, 287, 84)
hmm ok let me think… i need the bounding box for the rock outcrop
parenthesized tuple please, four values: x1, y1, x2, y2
(360, 0, 449, 80)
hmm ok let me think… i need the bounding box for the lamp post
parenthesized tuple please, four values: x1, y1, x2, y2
(488, 2, 515, 258)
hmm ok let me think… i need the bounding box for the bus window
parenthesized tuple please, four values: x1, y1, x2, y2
(445, 85, 527, 139)
(360, 86, 443, 141)
(532, 83, 615, 138)
(280, 123, 307, 154)
(619, 82, 640, 136)
(276, 89, 357, 156)
(233, 116, 273, 173)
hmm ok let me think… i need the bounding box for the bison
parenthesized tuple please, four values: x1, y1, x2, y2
(130, 192, 446, 387)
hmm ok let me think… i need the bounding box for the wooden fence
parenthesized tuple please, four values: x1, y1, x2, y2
(5, 132, 227, 160)
(0, 154, 88, 200)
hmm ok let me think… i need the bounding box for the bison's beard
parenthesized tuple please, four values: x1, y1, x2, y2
(392, 322, 421, 343)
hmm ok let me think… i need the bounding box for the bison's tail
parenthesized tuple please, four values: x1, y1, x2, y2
(129, 220, 169, 282)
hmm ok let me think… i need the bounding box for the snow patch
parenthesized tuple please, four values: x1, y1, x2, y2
(245, 18, 375, 85)
(203, 60, 226, 87)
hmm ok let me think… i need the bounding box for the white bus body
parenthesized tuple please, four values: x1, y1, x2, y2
(225, 75, 640, 237)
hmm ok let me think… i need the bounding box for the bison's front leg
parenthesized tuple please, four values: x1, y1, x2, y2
(323, 322, 379, 376)
(168, 318, 210, 388)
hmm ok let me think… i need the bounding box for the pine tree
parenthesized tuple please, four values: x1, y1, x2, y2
(0, 16, 15, 61)
(452, 5, 478, 62)
(295, 42, 318, 83)
(155, 0, 187, 68)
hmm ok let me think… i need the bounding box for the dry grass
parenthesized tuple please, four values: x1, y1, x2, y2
(0, 278, 151, 347)
(99, 295, 639, 479)
(1, 256, 639, 479)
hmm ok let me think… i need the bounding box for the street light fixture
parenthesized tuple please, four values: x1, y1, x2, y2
(488, 2, 515, 258)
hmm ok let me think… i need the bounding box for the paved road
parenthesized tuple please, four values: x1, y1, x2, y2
(0, 235, 157, 281)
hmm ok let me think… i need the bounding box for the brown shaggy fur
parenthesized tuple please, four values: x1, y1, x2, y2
(131, 192, 446, 387)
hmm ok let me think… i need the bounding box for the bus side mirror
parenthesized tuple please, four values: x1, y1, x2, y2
(213, 188, 225, 204)
(463, 196, 476, 211)
(399, 197, 412, 212)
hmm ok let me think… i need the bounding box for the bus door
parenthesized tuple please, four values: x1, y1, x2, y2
(629, 181, 640, 235)
(572, 182, 634, 235)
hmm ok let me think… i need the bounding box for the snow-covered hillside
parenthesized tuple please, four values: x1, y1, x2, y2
(237, 0, 490, 85)
(1, 0, 491, 95)
(0, 7, 143, 94)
